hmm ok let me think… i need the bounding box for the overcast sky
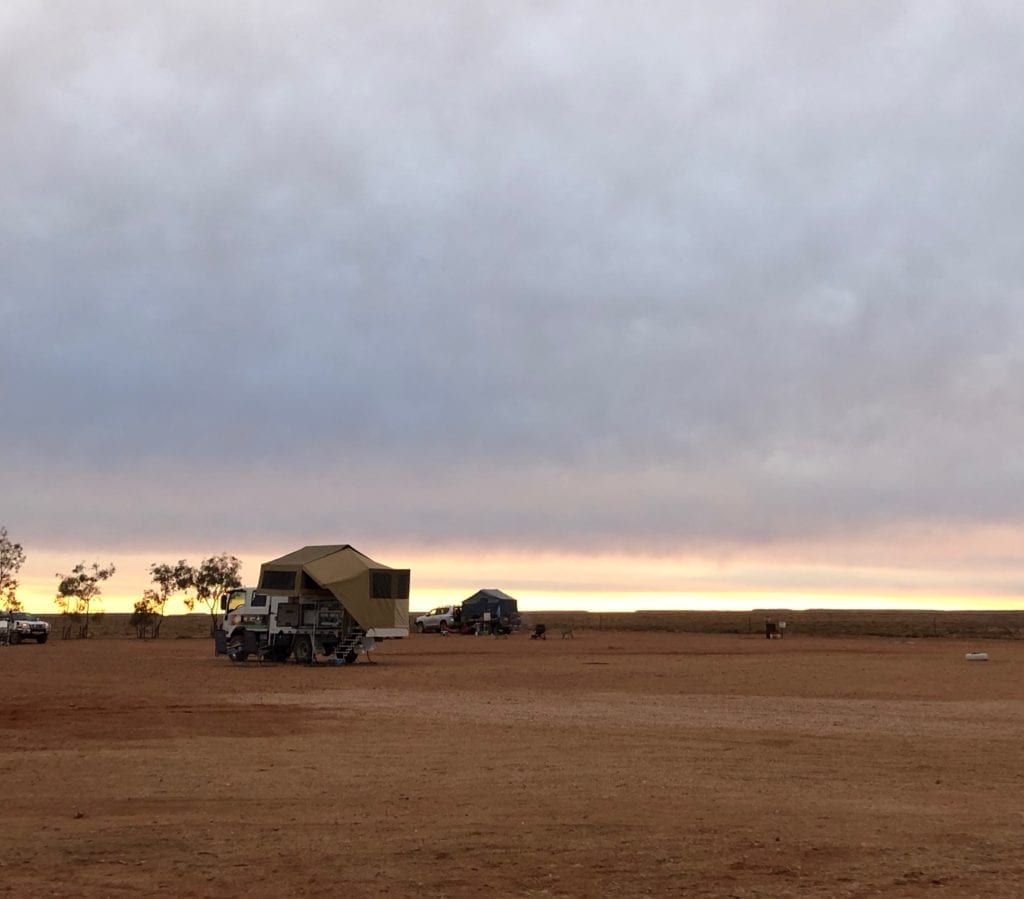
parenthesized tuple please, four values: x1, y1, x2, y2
(3, 2, 1023, 606)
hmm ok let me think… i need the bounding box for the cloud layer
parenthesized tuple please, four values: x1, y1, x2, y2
(3, 3, 1024, 585)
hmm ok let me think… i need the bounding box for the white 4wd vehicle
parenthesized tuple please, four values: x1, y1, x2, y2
(1, 612, 51, 644)
(414, 605, 459, 633)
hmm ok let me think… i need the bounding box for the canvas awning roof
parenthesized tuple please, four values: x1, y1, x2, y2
(258, 544, 410, 630)
(465, 588, 517, 603)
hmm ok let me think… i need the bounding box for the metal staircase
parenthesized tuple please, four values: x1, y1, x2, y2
(333, 626, 366, 665)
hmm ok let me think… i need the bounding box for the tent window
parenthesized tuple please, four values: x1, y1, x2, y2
(260, 570, 296, 590)
(371, 569, 410, 599)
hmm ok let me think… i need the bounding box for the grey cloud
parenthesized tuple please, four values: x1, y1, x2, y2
(3, 1, 1024, 556)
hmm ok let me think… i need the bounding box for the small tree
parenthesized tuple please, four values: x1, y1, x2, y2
(0, 526, 26, 612)
(182, 554, 242, 636)
(147, 560, 192, 638)
(130, 592, 160, 639)
(55, 562, 115, 638)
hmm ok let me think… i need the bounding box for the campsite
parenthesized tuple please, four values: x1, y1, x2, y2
(3, 625, 1024, 897)
(8, 5, 1024, 896)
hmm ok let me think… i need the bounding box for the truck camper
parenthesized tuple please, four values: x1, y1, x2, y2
(214, 544, 410, 664)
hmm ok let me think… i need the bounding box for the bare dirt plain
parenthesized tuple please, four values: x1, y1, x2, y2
(2, 631, 1023, 898)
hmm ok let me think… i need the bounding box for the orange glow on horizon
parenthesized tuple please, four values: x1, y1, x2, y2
(13, 583, 1024, 615)
(11, 542, 1023, 616)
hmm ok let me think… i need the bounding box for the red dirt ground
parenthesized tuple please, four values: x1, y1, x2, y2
(2, 631, 1023, 897)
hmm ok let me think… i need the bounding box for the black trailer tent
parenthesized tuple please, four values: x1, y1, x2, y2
(461, 589, 520, 627)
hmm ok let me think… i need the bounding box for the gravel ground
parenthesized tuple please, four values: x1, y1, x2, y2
(2, 630, 1023, 897)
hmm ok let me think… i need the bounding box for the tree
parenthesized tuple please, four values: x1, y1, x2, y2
(182, 553, 242, 636)
(55, 562, 115, 638)
(0, 526, 26, 612)
(130, 592, 160, 639)
(147, 560, 192, 638)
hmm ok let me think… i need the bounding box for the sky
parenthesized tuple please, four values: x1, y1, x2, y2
(3, 2, 1024, 614)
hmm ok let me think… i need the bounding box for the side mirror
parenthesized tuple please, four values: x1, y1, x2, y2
(219, 594, 228, 611)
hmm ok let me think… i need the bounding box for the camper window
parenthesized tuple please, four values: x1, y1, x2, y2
(260, 570, 296, 590)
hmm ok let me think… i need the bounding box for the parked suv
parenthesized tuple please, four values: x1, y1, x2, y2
(414, 605, 459, 633)
(1, 611, 51, 644)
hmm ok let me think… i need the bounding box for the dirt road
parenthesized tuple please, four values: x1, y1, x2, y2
(2, 631, 1022, 897)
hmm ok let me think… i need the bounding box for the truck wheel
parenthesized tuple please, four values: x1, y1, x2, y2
(293, 635, 314, 665)
(345, 649, 359, 665)
(415, 621, 425, 633)
(37, 635, 48, 644)
(226, 633, 249, 662)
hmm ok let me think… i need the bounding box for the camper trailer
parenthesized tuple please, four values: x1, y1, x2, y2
(459, 589, 521, 631)
(214, 545, 410, 663)
(412, 589, 521, 635)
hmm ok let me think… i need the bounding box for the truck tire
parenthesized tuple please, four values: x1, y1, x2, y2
(226, 632, 249, 663)
(345, 648, 359, 665)
(37, 634, 48, 644)
(415, 622, 425, 633)
(293, 634, 314, 665)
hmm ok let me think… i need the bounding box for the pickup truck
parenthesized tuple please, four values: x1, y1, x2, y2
(0, 611, 51, 644)
(414, 605, 460, 633)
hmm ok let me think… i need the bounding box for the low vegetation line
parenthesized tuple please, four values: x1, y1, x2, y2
(19, 609, 1024, 641)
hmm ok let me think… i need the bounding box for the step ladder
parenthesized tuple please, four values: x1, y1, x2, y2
(334, 626, 367, 665)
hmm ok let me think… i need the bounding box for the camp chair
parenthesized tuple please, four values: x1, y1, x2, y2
(530, 623, 547, 640)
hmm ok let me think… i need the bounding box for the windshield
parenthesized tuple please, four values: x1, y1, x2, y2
(224, 590, 248, 614)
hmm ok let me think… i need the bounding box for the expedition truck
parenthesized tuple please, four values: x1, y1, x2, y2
(213, 544, 410, 664)
(217, 588, 365, 663)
